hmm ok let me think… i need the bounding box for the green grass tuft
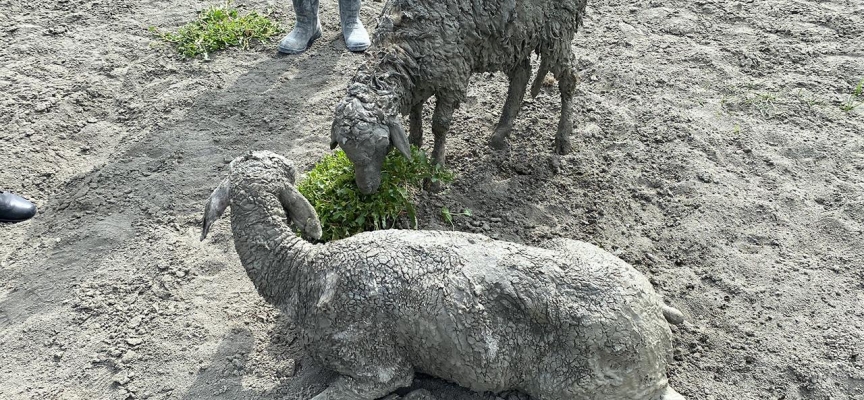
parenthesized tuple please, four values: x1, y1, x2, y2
(440, 206, 472, 227)
(150, 1, 281, 59)
(841, 78, 864, 112)
(297, 147, 454, 242)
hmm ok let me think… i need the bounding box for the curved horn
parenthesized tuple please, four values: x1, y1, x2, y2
(388, 119, 411, 159)
(278, 185, 323, 241)
(201, 178, 231, 241)
(330, 116, 345, 150)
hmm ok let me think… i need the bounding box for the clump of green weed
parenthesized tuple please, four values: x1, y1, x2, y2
(150, 1, 281, 59)
(297, 147, 454, 242)
(841, 78, 864, 112)
(440, 207, 472, 227)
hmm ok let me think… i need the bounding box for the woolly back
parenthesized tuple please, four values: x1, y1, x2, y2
(368, 0, 588, 82)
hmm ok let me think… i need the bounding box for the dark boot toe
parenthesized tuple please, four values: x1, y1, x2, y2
(0, 192, 37, 222)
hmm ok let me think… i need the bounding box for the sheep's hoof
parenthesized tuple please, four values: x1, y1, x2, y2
(663, 305, 685, 325)
(500, 391, 532, 400)
(554, 137, 572, 155)
(424, 178, 444, 193)
(403, 389, 437, 400)
(488, 134, 510, 151)
(662, 386, 686, 400)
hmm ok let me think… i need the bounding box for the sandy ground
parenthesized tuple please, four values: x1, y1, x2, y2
(1, 0, 863, 399)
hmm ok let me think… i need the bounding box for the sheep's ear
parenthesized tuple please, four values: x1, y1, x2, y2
(201, 178, 230, 241)
(279, 185, 323, 241)
(388, 120, 411, 159)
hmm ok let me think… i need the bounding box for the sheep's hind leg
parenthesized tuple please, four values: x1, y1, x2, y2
(489, 58, 531, 151)
(409, 102, 424, 147)
(426, 96, 458, 192)
(530, 54, 550, 99)
(554, 66, 577, 155)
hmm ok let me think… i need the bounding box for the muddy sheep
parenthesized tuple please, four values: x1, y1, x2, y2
(200, 151, 687, 400)
(330, 0, 587, 194)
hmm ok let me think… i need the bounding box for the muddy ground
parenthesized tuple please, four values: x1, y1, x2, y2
(1, 0, 863, 399)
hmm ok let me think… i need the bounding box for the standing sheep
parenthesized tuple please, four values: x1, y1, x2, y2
(331, 0, 587, 194)
(201, 151, 687, 400)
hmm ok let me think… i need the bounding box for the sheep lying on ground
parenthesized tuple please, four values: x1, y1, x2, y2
(201, 150, 686, 400)
(331, 0, 587, 194)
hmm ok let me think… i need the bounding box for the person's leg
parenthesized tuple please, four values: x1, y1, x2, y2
(278, 0, 322, 54)
(338, 0, 370, 52)
(0, 191, 36, 222)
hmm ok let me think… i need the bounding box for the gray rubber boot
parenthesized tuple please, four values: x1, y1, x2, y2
(278, 0, 322, 54)
(338, 0, 370, 52)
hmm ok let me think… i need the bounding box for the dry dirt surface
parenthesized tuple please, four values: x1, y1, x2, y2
(2, 0, 863, 399)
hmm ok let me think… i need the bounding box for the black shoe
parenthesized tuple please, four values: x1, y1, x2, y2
(0, 191, 37, 222)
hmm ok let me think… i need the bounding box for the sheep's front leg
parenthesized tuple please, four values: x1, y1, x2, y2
(409, 102, 424, 147)
(554, 66, 577, 155)
(311, 371, 414, 400)
(431, 97, 457, 166)
(489, 57, 531, 151)
(427, 95, 458, 191)
(308, 325, 414, 400)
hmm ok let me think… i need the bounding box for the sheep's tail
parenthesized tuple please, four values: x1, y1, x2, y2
(530, 53, 550, 98)
(662, 305, 685, 325)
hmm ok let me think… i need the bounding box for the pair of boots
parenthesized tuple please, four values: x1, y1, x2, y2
(279, 0, 370, 54)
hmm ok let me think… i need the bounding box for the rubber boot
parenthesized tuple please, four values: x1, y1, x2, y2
(0, 191, 36, 222)
(338, 0, 370, 52)
(278, 0, 322, 54)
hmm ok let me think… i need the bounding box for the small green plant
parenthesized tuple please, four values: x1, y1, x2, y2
(150, 1, 281, 59)
(719, 88, 783, 118)
(440, 207, 473, 227)
(841, 78, 864, 112)
(297, 147, 454, 242)
(794, 88, 824, 109)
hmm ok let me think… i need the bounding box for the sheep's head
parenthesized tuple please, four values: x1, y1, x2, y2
(331, 84, 411, 195)
(200, 151, 322, 241)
